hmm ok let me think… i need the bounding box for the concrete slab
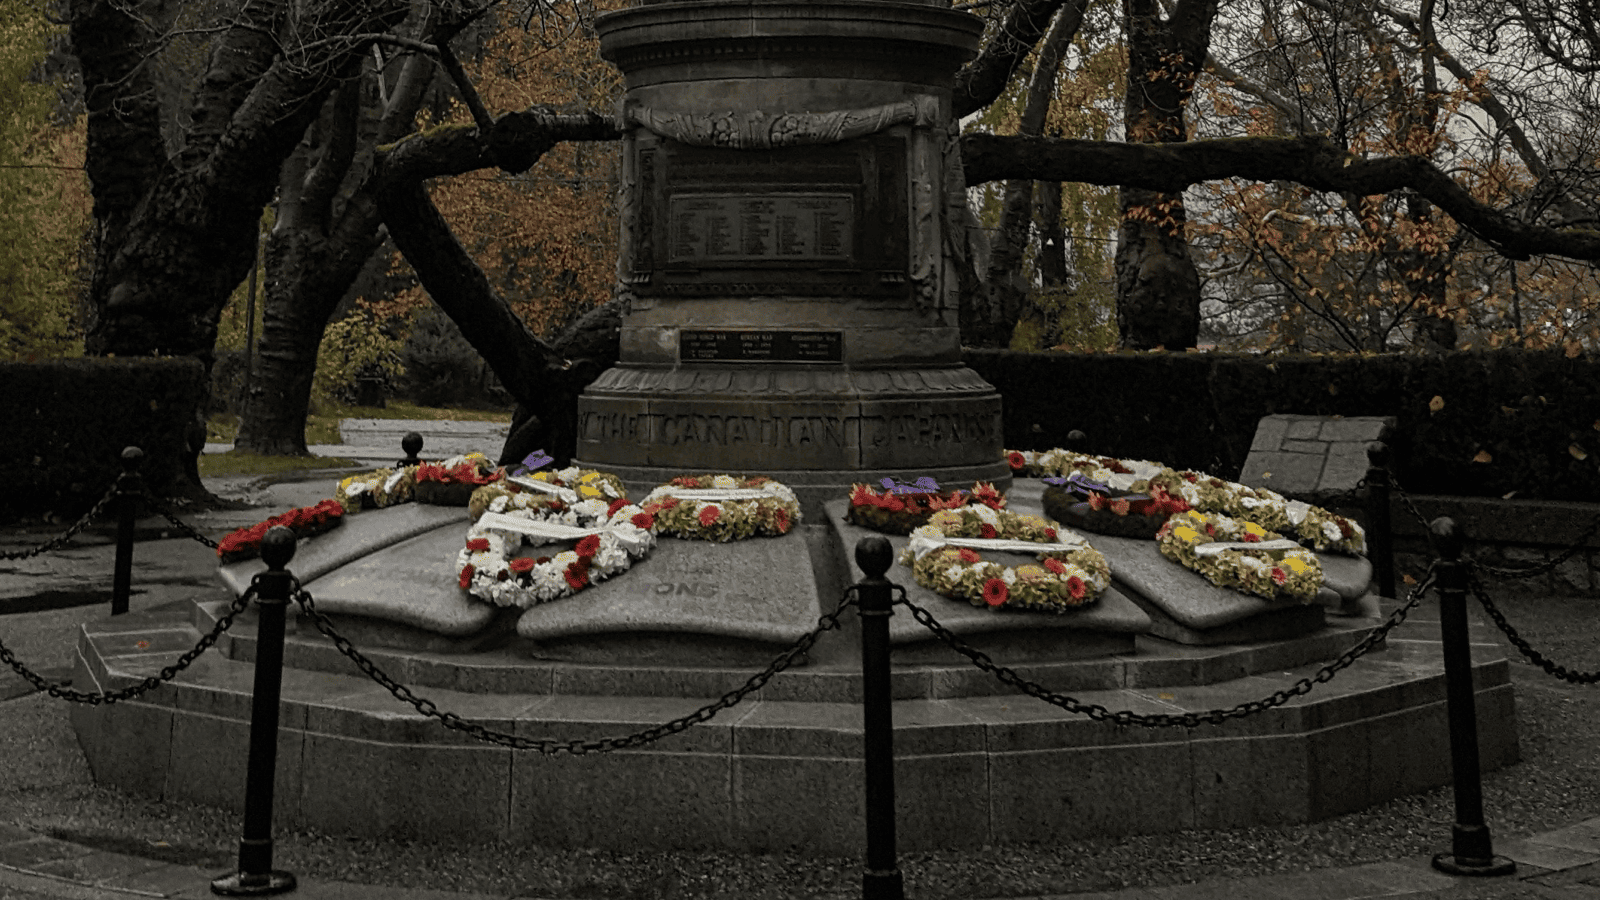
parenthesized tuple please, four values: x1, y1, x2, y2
(1094, 534, 1325, 643)
(827, 500, 1153, 652)
(218, 503, 468, 596)
(299, 525, 498, 638)
(515, 529, 825, 662)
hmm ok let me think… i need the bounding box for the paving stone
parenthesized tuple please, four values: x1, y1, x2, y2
(1285, 417, 1324, 440)
(1250, 414, 1291, 452)
(1319, 416, 1394, 443)
(1501, 837, 1600, 871)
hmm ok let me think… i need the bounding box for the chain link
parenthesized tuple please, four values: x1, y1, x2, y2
(1468, 569, 1600, 684)
(898, 566, 1438, 728)
(1387, 478, 1599, 581)
(0, 587, 252, 703)
(293, 586, 859, 754)
(135, 491, 222, 550)
(0, 481, 124, 561)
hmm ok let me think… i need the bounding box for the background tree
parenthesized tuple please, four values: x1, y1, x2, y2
(0, 0, 89, 360)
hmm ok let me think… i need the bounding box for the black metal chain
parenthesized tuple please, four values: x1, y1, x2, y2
(899, 566, 1438, 728)
(293, 585, 860, 754)
(1469, 570, 1600, 684)
(1387, 478, 1600, 580)
(135, 491, 222, 550)
(0, 586, 253, 703)
(0, 481, 124, 561)
(1471, 511, 1600, 579)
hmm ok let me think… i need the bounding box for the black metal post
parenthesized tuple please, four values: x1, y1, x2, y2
(398, 432, 423, 467)
(1430, 517, 1514, 877)
(1364, 441, 1395, 600)
(855, 537, 904, 900)
(112, 447, 144, 616)
(212, 526, 298, 896)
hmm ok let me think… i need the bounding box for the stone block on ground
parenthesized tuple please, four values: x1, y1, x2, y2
(516, 529, 825, 665)
(1093, 534, 1325, 645)
(827, 500, 1152, 662)
(219, 503, 469, 597)
(1239, 414, 1394, 502)
(297, 522, 497, 638)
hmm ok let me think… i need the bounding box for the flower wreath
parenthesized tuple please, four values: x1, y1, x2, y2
(334, 466, 416, 513)
(218, 499, 346, 564)
(846, 478, 1005, 535)
(898, 507, 1111, 612)
(1007, 448, 1365, 555)
(467, 466, 628, 522)
(1157, 509, 1322, 603)
(640, 475, 801, 541)
(414, 453, 503, 505)
(455, 495, 657, 608)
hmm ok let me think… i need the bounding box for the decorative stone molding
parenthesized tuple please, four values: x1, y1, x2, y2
(622, 96, 938, 150)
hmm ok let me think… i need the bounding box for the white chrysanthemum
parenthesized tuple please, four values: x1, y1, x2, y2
(973, 505, 1001, 526)
(1001, 568, 1017, 585)
(1322, 520, 1343, 543)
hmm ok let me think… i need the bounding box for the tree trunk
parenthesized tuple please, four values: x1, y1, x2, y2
(1113, 0, 1217, 350)
(235, 44, 437, 453)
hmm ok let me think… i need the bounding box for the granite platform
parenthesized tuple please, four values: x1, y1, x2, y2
(70, 479, 1516, 854)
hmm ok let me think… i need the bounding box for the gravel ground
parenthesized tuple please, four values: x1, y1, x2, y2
(2, 553, 1597, 898)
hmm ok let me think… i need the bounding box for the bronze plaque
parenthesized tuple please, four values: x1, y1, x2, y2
(636, 133, 910, 298)
(680, 329, 843, 362)
(670, 194, 853, 262)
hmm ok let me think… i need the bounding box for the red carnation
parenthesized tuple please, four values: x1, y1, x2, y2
(1045, 528, 1057, 541)
(982, 578, 1009, 607)
(1007, 451, 1026, 471)
(1110, 499, 1131, 517)
(670, 476, 701, 488)
(958, 548, 981, 564)
(607, 498, 629, 518)
(631, 512, 655, 530)
(979, 523, 997, 539)
(466, 538, 490, 552)
(458, 565, 475, 588)
(1067, 576, 1086, 601)
(576, 534, 601, 557)
(563, 563, 590, 590)
(1241, 532, 1260, 543)
(1043, 557, 1066, 575)
(698, 505, 721, 527)
(1271, 567, 1287, 585)
(774, 508, 790, 532)
(509, 557, 536, 574)
(1184, 472, 1199, 483)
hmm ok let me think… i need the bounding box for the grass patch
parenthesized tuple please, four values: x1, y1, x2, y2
(199, 450, 361, 479)
(206, 403, 513, 445)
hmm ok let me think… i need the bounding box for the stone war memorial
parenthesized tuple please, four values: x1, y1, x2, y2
(71, 0, 1515, 859)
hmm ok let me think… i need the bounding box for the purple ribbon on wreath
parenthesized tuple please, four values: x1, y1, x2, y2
(880, 476, 940, 495)
(513, 450, 554, 477)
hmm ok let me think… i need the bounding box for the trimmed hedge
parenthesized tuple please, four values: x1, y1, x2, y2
(3, 357, 208, 521)
(964, 349, 1600, 502)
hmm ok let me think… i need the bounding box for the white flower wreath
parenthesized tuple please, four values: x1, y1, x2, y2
(898, 507, 1111, 612)
(640, 474, 801, 541)
(454, 495, 657, 608)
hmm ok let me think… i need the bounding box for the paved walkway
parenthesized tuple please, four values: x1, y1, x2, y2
(5, 419, 1600, 898)
(1, 816, 1599, 898)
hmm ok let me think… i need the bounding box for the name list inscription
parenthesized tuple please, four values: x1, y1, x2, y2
(680, 330, 842, 363)
(670, 193, 853, 263)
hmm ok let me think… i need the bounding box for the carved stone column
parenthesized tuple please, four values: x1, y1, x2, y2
(580, 0, 1005, 511)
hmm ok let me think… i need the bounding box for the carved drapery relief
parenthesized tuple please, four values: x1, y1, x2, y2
(622, 96, 938, 150)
